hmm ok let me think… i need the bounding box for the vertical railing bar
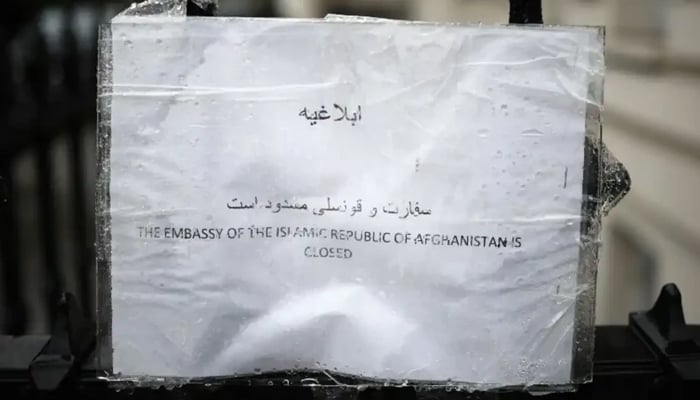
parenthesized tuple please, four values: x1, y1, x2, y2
(0, 162, 27, 334)
(62, 4, 92, 317)
(36, 141, 63, 325)
(27, 25, 64, 327)
(0, 28, 27, 334)
(508, 0, 543, 24)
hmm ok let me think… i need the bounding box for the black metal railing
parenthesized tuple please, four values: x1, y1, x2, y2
(0, 2, 114, 334)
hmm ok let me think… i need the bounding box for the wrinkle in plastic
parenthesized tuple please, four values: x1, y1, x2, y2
(96, 13, 617, 393)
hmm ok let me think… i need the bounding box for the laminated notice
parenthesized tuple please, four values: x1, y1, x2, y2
(97, 17, 605, 388)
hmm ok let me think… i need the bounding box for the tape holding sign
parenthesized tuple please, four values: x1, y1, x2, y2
(96, 13, 610, 391)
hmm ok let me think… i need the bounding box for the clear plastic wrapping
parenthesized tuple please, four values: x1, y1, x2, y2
(96, 5, 626, 394)
(117, 0, 218, 17)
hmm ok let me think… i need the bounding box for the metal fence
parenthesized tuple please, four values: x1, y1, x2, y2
(0, 3, 119, 334)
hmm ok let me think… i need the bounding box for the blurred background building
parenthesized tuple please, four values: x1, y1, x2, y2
(1, 0, 698, 334)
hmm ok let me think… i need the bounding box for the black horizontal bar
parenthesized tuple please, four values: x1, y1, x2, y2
(0, 325, 686, 399)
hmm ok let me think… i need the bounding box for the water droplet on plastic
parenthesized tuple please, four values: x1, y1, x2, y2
(267, 381, 274, 386)
(282, 379, 290, 386)
(156, 38, 163, 44)
(500, 104, 508, 110)
(125, 40, 133, 48)
(521, 128, 543, 136)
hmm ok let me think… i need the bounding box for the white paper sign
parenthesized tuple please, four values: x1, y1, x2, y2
(106, 18, 603, 385)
